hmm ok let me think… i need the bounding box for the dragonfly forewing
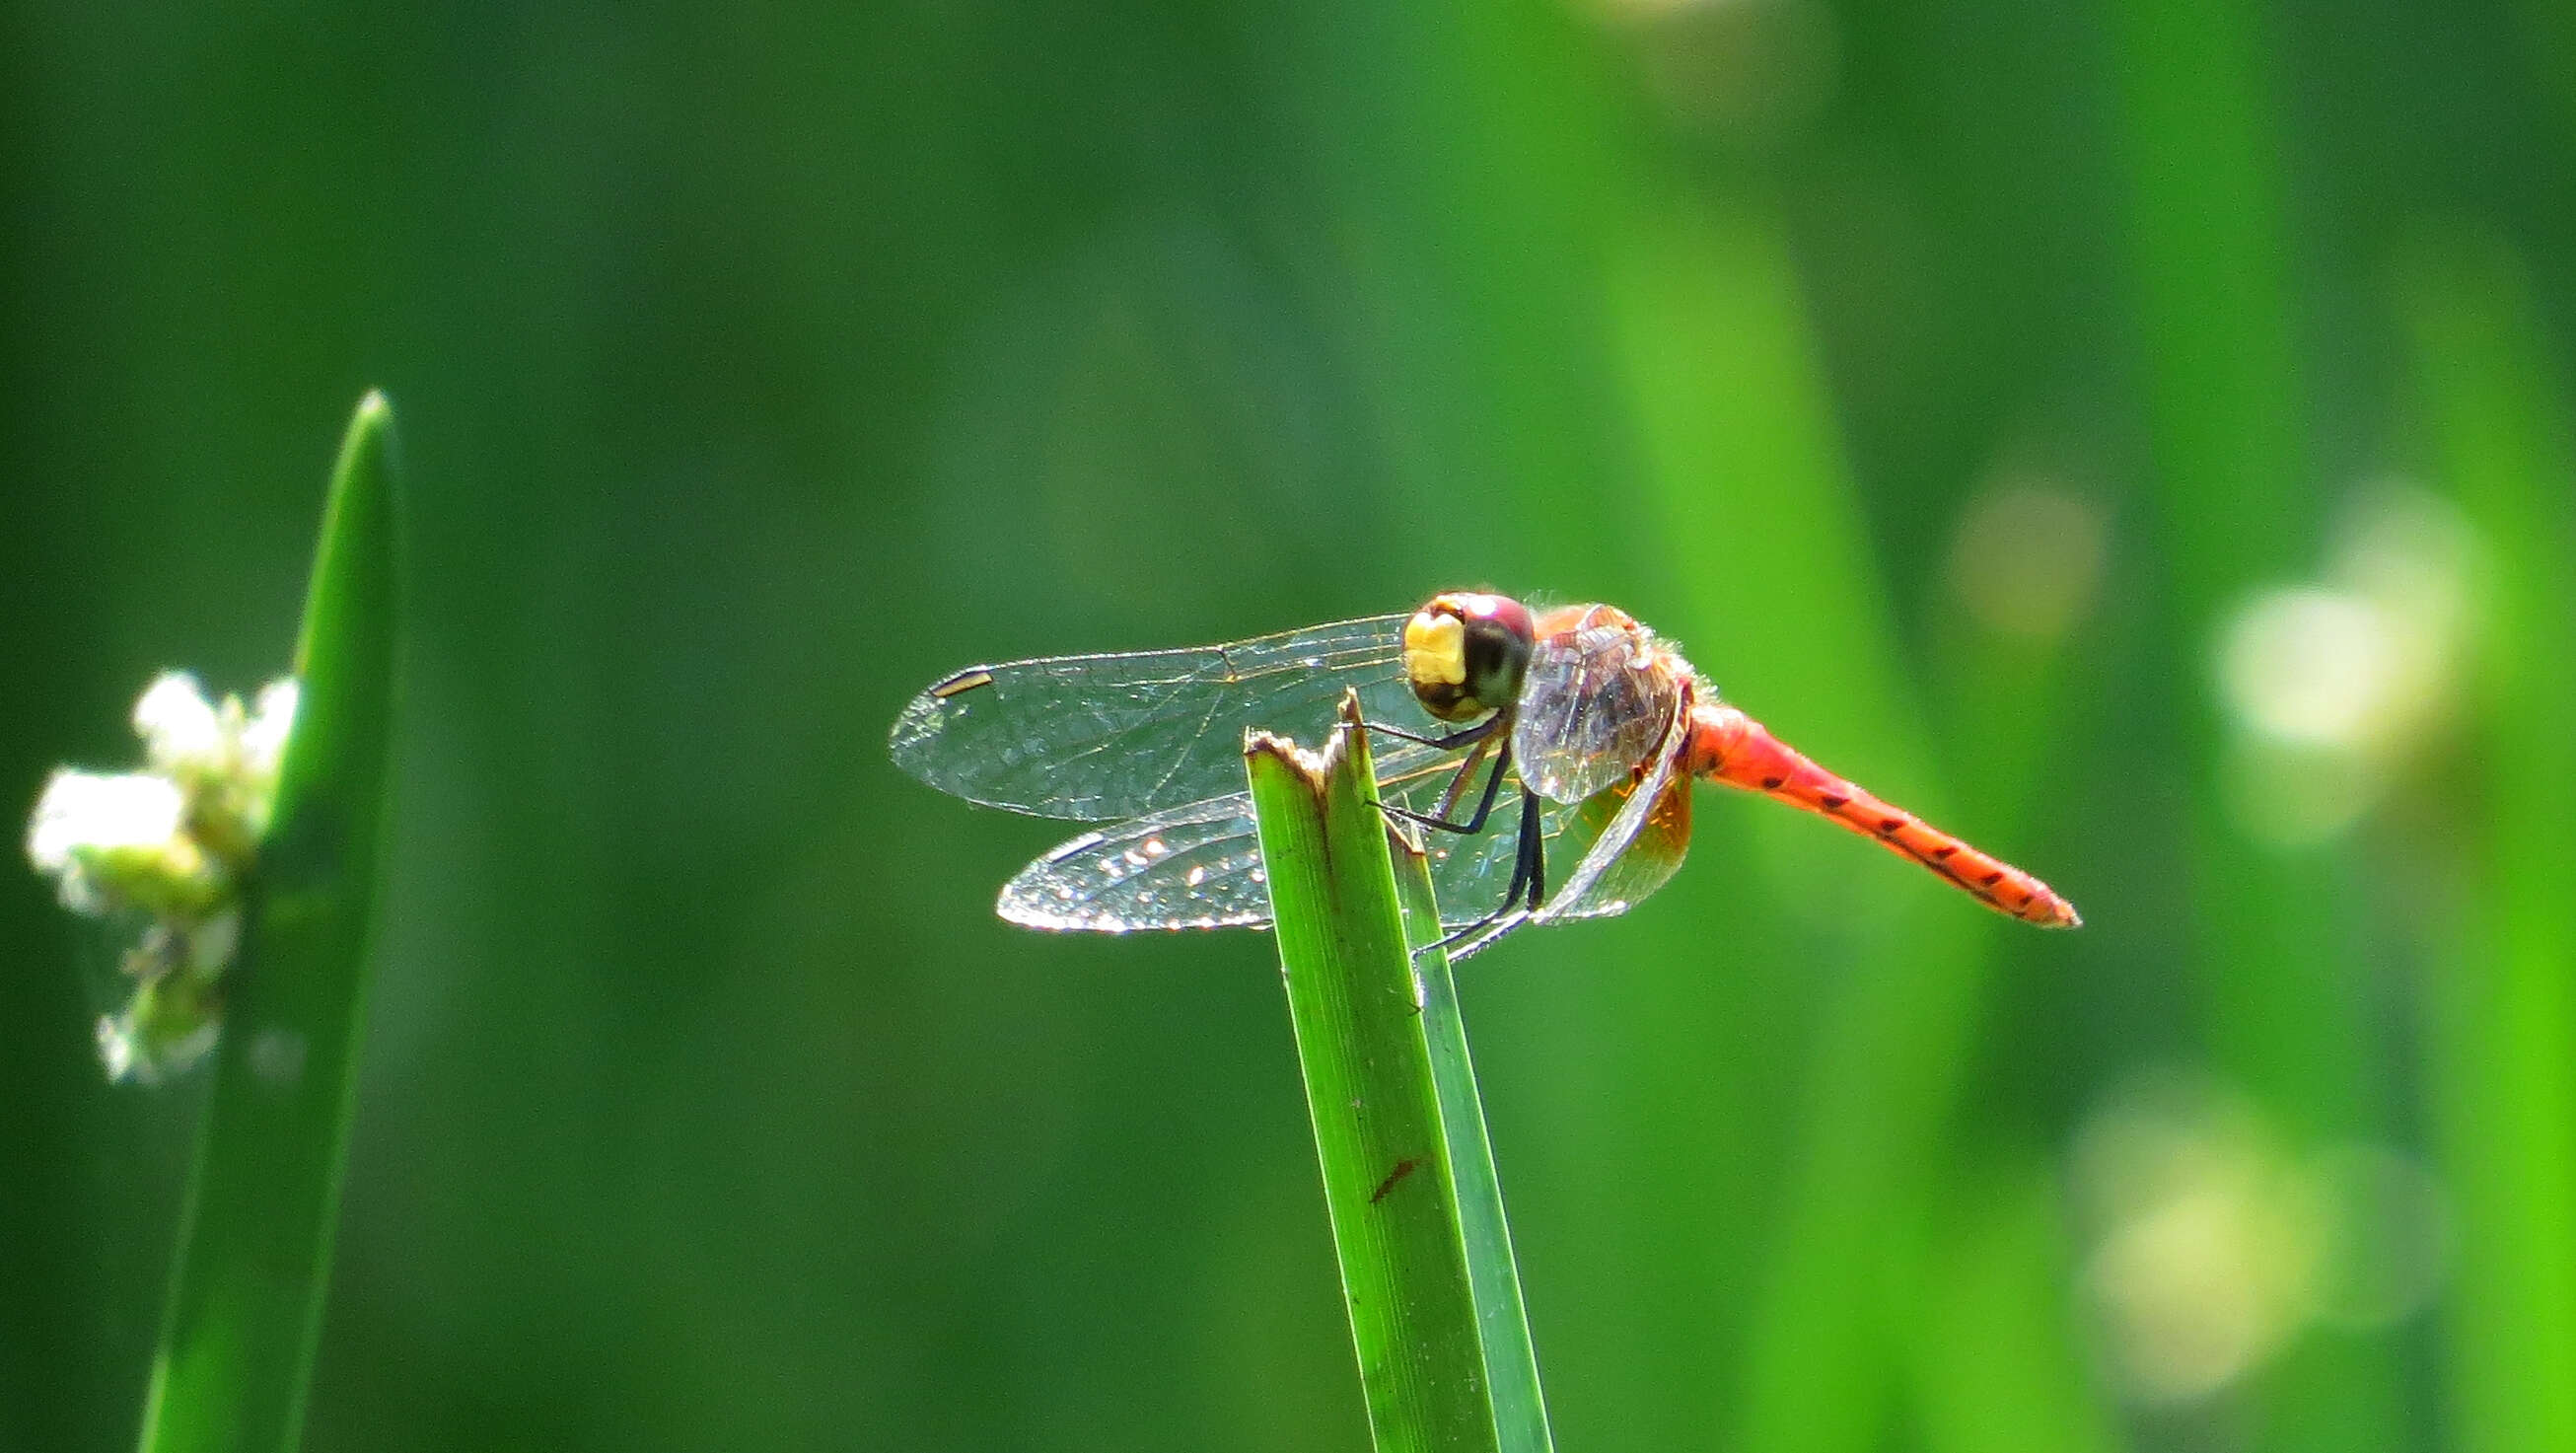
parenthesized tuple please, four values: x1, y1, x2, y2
(891, 614, 1412, 820)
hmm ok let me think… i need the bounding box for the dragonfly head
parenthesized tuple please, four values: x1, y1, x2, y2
(1404, 593, 1535, 722)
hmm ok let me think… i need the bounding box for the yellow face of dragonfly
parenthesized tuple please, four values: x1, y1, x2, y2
(1403, 592, 1536, 722)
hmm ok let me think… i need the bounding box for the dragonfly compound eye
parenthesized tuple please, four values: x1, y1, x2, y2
(1404, 593, 1535, 722)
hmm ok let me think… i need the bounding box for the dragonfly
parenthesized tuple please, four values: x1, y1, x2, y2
(891, 592, 2079, 959)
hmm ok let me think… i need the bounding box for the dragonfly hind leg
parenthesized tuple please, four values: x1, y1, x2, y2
(1425, 787, 1546, 961)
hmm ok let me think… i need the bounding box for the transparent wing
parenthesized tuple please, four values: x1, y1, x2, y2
(1434, 685, 1692, 956)
(999, 714, 1694, 940)
(892, 614, 1415, 821)
(1532, 691, 1691, 923)
(1511, 621, 1678, 804)
(998, 793, 1272, 931)
(997, 738, 1454, 932)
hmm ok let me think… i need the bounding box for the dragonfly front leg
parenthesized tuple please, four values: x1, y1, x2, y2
(1362, 714, 1501, 754)
(1382, 737, 1514, 837)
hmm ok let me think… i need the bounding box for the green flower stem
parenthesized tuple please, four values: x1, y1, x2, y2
(1245, 695, 1551, 1453)
(138, 393, 402, 1453)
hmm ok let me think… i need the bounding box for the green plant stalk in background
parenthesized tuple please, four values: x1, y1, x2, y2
(2399, 235, 2576, 1453)
(137, 393, 402, 1453)
(1609, 196, 2107, 1452)
(1246, 696, 1551, 1453)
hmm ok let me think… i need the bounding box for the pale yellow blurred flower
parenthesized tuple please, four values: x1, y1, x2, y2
(2212, 483, 2482, 845)
(2075, 1072, 2450, 1406)
(1947, 477, 2110, 644)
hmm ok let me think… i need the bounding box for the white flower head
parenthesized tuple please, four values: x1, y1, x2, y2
(242, 678, 301, 779)
(31, 669, 297, 1082)
(28, 770, 185, 870)
(27, 770, 194, 914)
(133, 673, 225, 776)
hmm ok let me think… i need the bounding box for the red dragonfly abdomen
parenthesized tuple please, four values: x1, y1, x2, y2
(1680, 701, 2081, 927)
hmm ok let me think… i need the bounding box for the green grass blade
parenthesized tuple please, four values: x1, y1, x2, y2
(1246, 696, 1552, 1453)
(138, 392, 403, 1453)
(1610, 195, 1994, 1452)
(2397, 232, 2576, 1453)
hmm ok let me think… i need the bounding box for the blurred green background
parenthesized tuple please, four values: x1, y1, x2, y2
(6, 0, 2572, 1448)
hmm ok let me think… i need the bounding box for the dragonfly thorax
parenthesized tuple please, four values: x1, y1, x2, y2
(1403, 593, 1536, 723)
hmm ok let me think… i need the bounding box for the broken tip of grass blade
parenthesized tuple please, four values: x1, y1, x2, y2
(138, 392, 401, 1453)
(1247, 693, 1552, 1453)
(1243, 690, 1375, 812)
(1243, 727, 1337, 799)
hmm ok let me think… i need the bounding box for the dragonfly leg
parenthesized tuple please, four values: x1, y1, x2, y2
(1425, 788, 1544, 960)
(1430, 735, 1495, 821)
(1362, 714, 1500, 753)
(1382, 738, 1514, 836)
(1526, 794, 1546, 907)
